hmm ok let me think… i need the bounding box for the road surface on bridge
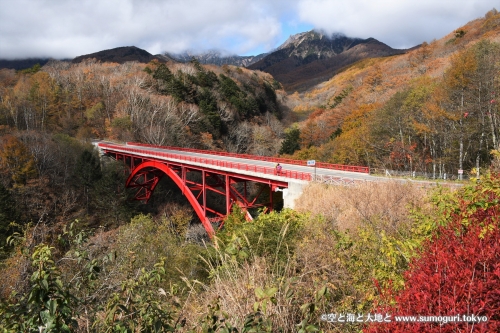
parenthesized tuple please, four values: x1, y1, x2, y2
(97, 141, 463, 188)
(122, 142, 381, 183)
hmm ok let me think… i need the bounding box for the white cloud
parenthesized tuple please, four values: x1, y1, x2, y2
(0, 0, 497, 59)
(0, 0, 290, 58)
(297, 0, 498, 48)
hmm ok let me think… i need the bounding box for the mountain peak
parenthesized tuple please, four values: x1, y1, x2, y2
(72, 46, 159, 64)
(278, 30, 351, 51)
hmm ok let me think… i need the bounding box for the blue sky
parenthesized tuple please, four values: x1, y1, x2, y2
(0, 0, 498, 59)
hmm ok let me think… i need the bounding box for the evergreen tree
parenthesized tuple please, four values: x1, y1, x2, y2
(0, 183, 17, 253)
(219, 74, 241, 100)
(74, 150, 102, 211)
(279, 127, 301, 155)
(92, 161, 135, 225)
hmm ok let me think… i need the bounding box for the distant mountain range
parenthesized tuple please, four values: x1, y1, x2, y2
(0, 30, 412, 91)
(0, 58, 53, 71)
(0, 46, 175, 70)
(166, 50, 267, 67)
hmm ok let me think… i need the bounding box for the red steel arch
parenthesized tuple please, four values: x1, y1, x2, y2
(100, 143, 291, 238)
(126, 161, 215, 237)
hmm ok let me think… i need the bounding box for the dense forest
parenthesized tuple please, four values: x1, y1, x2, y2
(0, 8, 499, 333)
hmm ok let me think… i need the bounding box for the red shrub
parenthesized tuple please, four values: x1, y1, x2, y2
(364, 176, 500, 333)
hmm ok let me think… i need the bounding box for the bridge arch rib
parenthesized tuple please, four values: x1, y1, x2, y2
(126, 161, 215, 237)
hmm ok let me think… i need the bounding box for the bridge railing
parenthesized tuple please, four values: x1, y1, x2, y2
(126, 142, 370, 174)
(100, 143, 312, 181)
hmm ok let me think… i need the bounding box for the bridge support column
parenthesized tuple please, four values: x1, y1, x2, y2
(202, 170, 206, 215)
(225, 175, 231, 215)
(283, 181, 306, 209)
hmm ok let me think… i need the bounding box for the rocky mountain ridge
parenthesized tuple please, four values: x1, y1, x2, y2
(248, 30, 408, 91)
(166, 50, 266, 67)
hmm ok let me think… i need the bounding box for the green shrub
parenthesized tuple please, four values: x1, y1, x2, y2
(115, 214, 208, 284)
(0, 244, 78, 332)
(217, 208, 306, 267)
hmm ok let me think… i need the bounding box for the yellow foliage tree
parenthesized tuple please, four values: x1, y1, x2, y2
(329, 103, 379, 166)
(0, 135, 37, 186)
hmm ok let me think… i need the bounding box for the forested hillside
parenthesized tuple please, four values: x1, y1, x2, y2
(283, 9, 500, 179)
(0, 58, 284, 154)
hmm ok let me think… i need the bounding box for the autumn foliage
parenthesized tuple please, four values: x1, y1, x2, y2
(282, 9, 500, 177)
(0, 59, 285, 157)
(0, 135, 36, 186)
(364, 173, 500, 333)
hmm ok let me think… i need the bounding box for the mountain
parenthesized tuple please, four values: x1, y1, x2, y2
(1, 31, 406, 83)
(72, 46, 172, 64)
(0, 47, 171, 70)
(0, 58, 53, 70)
(248, 30, 408, 91)
(166, 50, 267, 67)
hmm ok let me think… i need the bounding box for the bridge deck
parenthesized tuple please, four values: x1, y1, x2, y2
(98, 141, 380, 184)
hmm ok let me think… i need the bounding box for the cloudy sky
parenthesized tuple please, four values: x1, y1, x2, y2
(0, 0, 498, 59)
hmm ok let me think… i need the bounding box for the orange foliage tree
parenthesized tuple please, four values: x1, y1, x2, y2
(329, 103, 379, 166)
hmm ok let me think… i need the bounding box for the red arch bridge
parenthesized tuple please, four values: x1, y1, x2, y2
(96, 141, 371, 237)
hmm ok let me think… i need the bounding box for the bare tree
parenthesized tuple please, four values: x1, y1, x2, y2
(224, 121, 253, 153)
(217, 101, 236, 122)
(177, 101, 201, 127)
(134, 95, 183, 146)
(251, 125, 279, 156)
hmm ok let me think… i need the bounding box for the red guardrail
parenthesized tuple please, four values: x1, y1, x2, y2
(125, 142, 370, 174)
(99, 143, 312, 181)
